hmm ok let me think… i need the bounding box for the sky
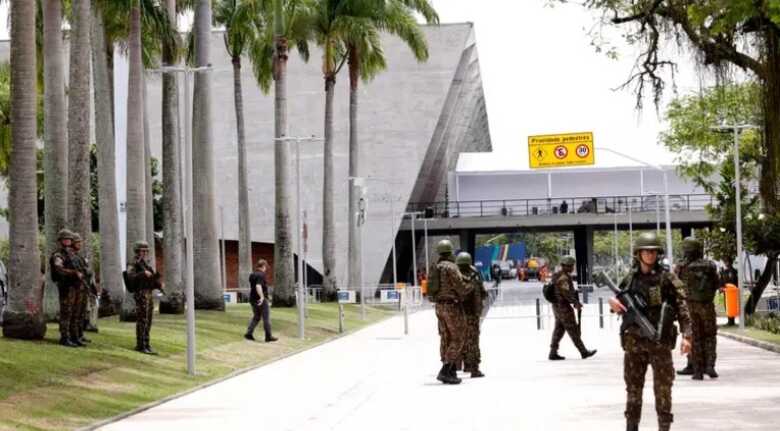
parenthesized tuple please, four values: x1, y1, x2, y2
(1, 1, 709, 170)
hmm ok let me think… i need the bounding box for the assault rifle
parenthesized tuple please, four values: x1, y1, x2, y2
(601, 271, 670, 343)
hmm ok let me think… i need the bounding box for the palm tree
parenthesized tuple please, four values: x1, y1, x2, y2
(68, 0, 93, 263)
(159, 0, 185, 314)
(122, 0, 146, 320)
(345, 0, 436, 290)
(214, 0, 265, 301)
(311, 0, 383, 298)
(2, 0, 46, 339)
(42, 0, 70, 321)
(271, 0, 312, 306)
(192, 0, 225, 310)
(91, 1, 124, 315)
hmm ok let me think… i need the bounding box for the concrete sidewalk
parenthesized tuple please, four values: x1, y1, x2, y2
(99, 306, 780, 431)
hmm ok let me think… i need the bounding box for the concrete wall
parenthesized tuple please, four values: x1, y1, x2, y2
(142, 24, 491, 289)
(452, 166, 708, 202)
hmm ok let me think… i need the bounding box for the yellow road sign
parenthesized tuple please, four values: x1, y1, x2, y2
(528, 132, 595, 169)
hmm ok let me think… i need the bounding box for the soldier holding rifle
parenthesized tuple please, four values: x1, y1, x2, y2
(607, 232, 692, 431)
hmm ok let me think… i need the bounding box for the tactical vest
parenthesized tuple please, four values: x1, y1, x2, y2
(681, 260, 718, 303)
(620, 269, 679, 347)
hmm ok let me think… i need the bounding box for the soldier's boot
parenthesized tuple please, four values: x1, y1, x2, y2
(60, 337, 78, 348)
(70, 336, 86, 347)
(676, 357, 694, 375)
(265, 335, 278, 343)
(626, 423, 639, 431)
(85, 322, 99, 333)
(548, 350, 565, 360)
(692, 370, 704, 380)
(244, 333, 256, 341)
(454, 361, 463, 372)
(658, 421, 671, 431)
(446, 364, 462, 384)
(705, 367, 719, 379)
(470, 369, 485, 378)
(437, 363, 460, 384)
(580, 349, 597, 359)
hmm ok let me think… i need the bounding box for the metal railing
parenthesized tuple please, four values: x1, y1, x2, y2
(408, 193, 719, 219)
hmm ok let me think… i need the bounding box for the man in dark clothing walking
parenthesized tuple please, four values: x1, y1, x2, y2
(245, 259, 277, 342)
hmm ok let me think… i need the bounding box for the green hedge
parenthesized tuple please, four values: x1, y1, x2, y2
(747, 312, 780, 335)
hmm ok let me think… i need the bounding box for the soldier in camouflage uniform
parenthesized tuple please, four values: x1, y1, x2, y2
(70, 234, 93, 345)
(431, 239, 469, 385)
(549, 256, 597, 360)
(456, 252, 487, 378)
(675, 237, 720, 380)
(609, 232, 692, 431)
(126, 241, 163, 355)
(50, 229, 84, 347)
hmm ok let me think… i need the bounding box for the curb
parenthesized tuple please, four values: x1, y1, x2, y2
(719, 330, 780, 354)
(78, 315, 392, 431)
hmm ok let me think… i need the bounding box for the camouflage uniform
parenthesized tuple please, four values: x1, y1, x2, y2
(50, 231, 83, 346)
(126, 243, 161, 354)
(436, 256, 468, 364)
(620, 265, 691, 430)
(70, 250, 89, 341)
(676, 239, 720, 378)
(549, 270, 589, 354)
(459, 262, 487, 373)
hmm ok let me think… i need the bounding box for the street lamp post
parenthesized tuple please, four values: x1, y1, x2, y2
(711, 123, 760, 330)
(147, 65, 210, 376)
(275, 136, 323, 340)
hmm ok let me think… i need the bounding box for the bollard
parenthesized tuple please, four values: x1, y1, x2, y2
(403, 290, 409, 335)
(536, 298, 542, 330)
(598, 297, 604, 329)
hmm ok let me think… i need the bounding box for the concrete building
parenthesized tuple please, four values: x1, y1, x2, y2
(140, 23, 492, 290)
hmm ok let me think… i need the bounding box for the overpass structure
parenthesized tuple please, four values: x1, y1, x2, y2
(378, 164, 726, 284)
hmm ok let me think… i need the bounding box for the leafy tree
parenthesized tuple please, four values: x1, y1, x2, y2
(563, 0, 780, 219)
(659, 82, 778, 314)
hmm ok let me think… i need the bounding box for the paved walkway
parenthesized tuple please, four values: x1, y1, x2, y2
(99, 304, 780, 431)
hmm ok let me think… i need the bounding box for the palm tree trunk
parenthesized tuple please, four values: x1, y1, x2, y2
(273, 0, 295, 307)
(322, 75, 337, 297)
(159, 0, 184, 314)
(2, 0, 46, 339)
(91, 3, 123, 315)
(347, 50, 360, 292)
(122, 0, 146, 321)
(233, 56, 253, 290)
(42, 0, 69, 322)
(144, 75, 156, 268)
(67, 0, 93, 259)
(193, 0, 224, 310)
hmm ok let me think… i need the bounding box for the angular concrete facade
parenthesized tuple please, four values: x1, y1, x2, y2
(141, 23, 491, 289)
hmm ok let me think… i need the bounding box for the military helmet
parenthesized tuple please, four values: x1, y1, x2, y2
(57, 228, 74, 242)
(560, 256, 576, 266)
(133, 240, 150, 253)
(72, 233, 83, 243)
(682, 237, 703, 255)
(436, 239, 454, 255)
(455, 252, 473, 266)
(634, 232, 664, 253)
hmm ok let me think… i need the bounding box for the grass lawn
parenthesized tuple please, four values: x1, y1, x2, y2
(0, 303, 393, 431)
(720, 325, 780, 346)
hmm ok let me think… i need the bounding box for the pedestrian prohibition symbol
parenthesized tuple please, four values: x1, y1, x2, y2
(528, 132, 595, 169)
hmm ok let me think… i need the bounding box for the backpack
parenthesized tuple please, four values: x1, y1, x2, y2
(427, 264, 441, 302)
(542, 279, 557, 303)
(122, 270, 137, 293)
(49, 254, 62, 283)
